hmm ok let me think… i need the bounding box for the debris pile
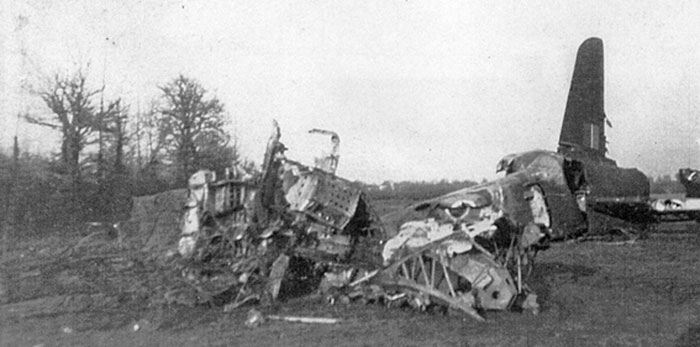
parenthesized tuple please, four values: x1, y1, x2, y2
(174, 121, 544, 322)
(175, 121, 386, 308)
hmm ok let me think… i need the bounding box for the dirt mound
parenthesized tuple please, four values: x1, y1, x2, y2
(123, 189, 187, 256)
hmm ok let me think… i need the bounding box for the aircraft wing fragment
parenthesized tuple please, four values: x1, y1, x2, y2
(587, 197, 657, 224)
(590, 196, 700, 226)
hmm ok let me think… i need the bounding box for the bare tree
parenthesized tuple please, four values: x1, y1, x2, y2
(110, 102, 129, 176)
(130, 100, 167, 171)
(26, 70, 115, 185)
(158, 75, 232, 184)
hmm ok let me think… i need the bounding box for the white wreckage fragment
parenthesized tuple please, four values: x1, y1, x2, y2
(382, 219, 476, 263)
(179, 170, 215, 258)
(308, 128, 340, 174)
(178, 166, 255, 259)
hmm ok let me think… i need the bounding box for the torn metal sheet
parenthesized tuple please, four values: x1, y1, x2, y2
(284, 164, 361, 231)
(266, 254, 290, 300)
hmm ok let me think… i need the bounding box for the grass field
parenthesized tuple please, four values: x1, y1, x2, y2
(3, 199, 700, 346)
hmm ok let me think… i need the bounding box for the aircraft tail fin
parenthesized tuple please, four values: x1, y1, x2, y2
(558, 37, 607, 157)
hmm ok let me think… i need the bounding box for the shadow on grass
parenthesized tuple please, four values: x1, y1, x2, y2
(528, 262, 598, 309)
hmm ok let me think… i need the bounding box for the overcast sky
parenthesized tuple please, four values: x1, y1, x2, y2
(2, 0, 700, 183)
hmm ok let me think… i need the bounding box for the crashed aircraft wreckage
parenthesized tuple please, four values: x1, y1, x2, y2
(176, 121, 540, 321)
(173, 37, 700, 322)
(378, 37, 700, 321)
(373, 37, 700, 320)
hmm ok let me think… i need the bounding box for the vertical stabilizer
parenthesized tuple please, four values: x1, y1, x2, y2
(558, 37, 607, 157)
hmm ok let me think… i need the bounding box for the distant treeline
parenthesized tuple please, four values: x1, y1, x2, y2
(359, 174, 687, 203)
(649, 174, 685, 195)
(0, 144, 689, 236)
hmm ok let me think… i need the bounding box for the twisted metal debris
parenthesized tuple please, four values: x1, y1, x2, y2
(176, 121, 543, 321)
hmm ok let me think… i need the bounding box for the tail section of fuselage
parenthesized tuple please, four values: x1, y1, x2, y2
(557, 38, 649, 202)
(558, 37, 608, 160)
